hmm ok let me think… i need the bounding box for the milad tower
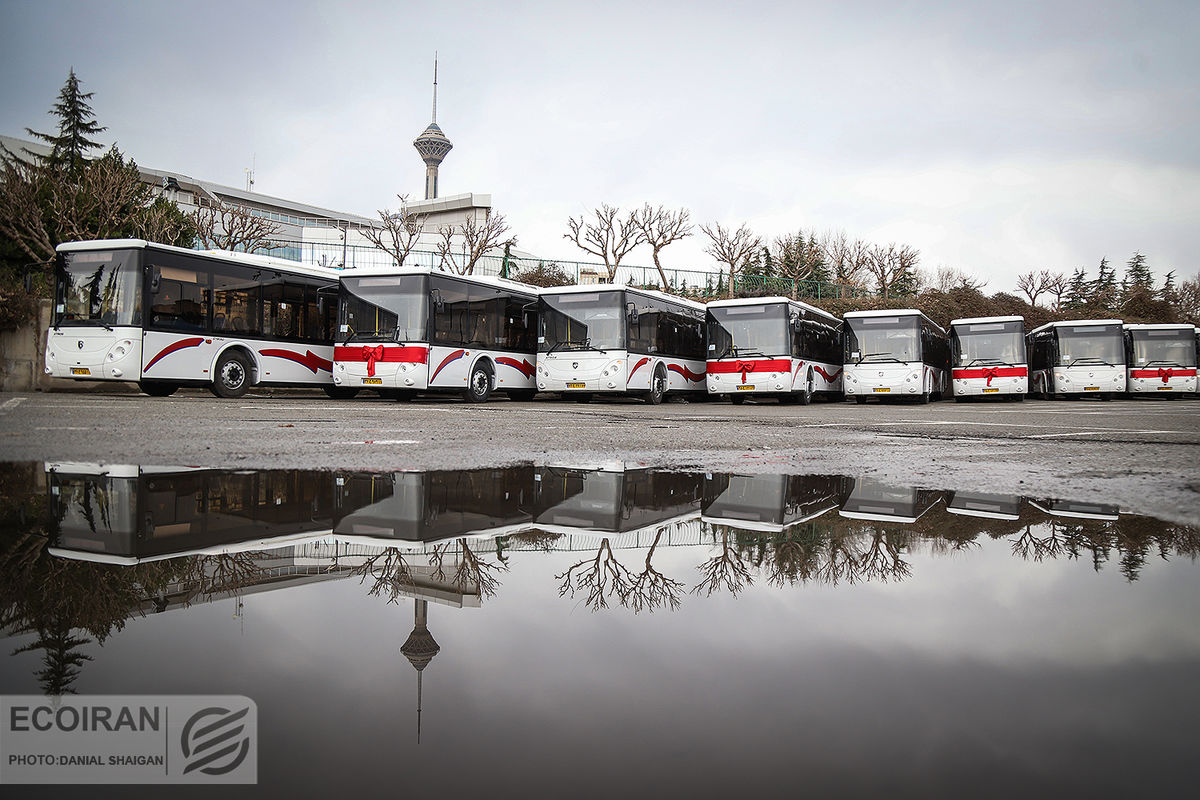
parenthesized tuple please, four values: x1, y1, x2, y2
(412, 59, 453, 200)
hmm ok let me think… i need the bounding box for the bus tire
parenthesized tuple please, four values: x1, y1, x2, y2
(324, 386, 360, 400)
(213, 351, 252, 399)
(464, 362, 493, 403)
(139, 381, 179, 397)
(730, 394, 746, 405)
(573, 393, 593, 403)
(855, 396, 867, 404)
(798, 371, 814, 406)
(507, 389, 536, 402)
(644, 366, 666, 405)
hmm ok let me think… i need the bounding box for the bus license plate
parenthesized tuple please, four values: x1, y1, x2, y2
(873, 387, 890, 393)
(983, 388, 999, 393)
(1158, 386, 1173, 391)
(362, 378, 382, 385)
(1084, 387, 1100, 391)
(70, 367, 90, 376)
(567, 382, 586, 389)
(736, 385, 754, 391)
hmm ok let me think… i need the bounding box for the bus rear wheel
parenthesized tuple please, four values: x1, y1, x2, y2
(798, 373, 814, 406)
(139, 381, 179, 397)
(464, 363, 493, 403)
(212, 351, 251, 399)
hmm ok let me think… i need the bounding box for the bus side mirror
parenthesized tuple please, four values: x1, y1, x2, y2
(627, 303, 638, 324)
(432, 291, 444, 313)
(150, 266, 161, 293)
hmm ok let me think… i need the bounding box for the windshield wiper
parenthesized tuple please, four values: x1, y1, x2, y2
(1143, 360, 1184, 367)
(1067, 357, 1115, 367)
(857, 352, 903, 364)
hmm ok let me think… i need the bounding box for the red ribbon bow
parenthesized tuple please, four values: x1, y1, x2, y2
(363, 345, 384, 377)
(1157, 367, 1173, 384)
(983, 367, 998, 386)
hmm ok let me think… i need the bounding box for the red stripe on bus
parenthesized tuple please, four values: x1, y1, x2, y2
(260, 348, 333, 374)
(706, 359, 792, 374)
(496, 356, 535, 378)
(629, 357, 651, 379)
(668, 364, 706, 383)
(953, 366, 1027, 386)
(1129, 367, 1196, 382)
(333, 346, 429, 363)
(431, 349, 466, 382)
(813, 366, 843, 382)
(144, 337, 205, 372)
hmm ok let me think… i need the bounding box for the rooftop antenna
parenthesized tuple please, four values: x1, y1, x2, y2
(244, 154, 256, 192)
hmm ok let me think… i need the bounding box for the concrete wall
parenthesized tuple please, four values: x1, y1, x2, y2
(0, 300, 53, 392)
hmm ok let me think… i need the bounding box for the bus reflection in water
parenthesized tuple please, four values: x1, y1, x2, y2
(945, 491, 1023, 521)
(532, 465, 706, 535)
(701, 473, 848, 532)
(839, 478, 944, 524)
(949, 316, 1028, 401)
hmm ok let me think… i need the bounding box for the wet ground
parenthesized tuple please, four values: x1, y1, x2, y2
(1, 389, 1198, 523)
(1, 462, 1198, 797)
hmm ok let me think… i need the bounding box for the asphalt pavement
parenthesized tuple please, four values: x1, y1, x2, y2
(2, 388, 1198, 523)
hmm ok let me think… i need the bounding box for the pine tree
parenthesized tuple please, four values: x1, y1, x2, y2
(25, 69, 107, 174)
(1161, 270, 1177, 304)
(1064, 267, 1089, 309)
(1091, 257, 1118, 310)
(1124, 251, 1154, 291)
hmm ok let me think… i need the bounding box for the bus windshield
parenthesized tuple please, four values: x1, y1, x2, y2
(952, 321, 1025, 367)
(55, 249, 142, 327)
(844, 316, 920, 364)
(707, 304, 788, 359)
(339, 275, 428, 343)
(1056, 324, 1123, 367)
(539, 292, 625, 352)
(1128, 329, 1197, 367)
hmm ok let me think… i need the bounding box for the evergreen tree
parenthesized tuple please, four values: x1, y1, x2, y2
(806, 232, 831, 286)
(1161, 270, 1177, 304)
(1090, 257, 1118, 310)
(1064, 267, 1089, 309)
(25, 69, 107, 175)
(1124, 251, 1154, 292)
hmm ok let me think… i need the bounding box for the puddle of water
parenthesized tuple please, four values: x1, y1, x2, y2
(2, 462, 1199, 795)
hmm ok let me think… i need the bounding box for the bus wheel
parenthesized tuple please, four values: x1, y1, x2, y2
(573, 393, 593, 403)
(464, 362, 493, 403)
(645, 367, 666, 405)
(798, 372, 814, 406)
(507, 389, 536, 402)
(324, 386, 360, 400)
(730, 394, 746, 405)
(213, 351, 252, 399)
(855, 396, 867, 404)
(919, 391, 931, 404)
(139, 381, 179, 397)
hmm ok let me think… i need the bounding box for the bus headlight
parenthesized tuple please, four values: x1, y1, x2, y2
(105, 339, 134, 361)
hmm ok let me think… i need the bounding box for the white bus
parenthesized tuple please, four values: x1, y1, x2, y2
(842, 309, 950, 403)
(949, 316, 1028, 400)
(701, 473, 846, 532)
(1027, 319, 1126, 399)
(839, 478, 943, 524)
(705, 297, 843, 405)
(333, 267, 539, 402)
(536, 285, 706, 404)
(45, 239, 342, 398)
(1123, 324, 1198, 396)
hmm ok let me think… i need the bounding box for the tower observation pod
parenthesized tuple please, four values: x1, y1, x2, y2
(413, 58, 452, 200)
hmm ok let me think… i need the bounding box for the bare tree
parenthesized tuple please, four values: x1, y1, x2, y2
(352, 548, 414, 604)
(1016, 270, 1053, 306)
(193, 201, 281, 253)
(362, 194, 426, 267)
(565, 203, 647, 283)
(556, 539, 634, 611)
(634, 204, 693, 289)
(692, 526, 753, 596)
(1045, 271, 1069, 311)
(428, 538, 506, 600)
(621, 529, 684, 613)
(866, 242, 920, 299)
(700, 221, 762, 298)
(930, 265, 987, 292)
(436, 211, 513, 275)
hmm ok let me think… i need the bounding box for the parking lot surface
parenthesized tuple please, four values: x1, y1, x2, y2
(2, 389, 1198, 523)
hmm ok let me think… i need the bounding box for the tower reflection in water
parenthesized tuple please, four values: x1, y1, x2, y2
(1, 461, 1197, 705)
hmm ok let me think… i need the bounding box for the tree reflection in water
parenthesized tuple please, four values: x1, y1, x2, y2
(556, 539, 634, 611)
(623, 528, 684, 613)
(693, 525, 753, 597)
(429, 538, 506, 600)
(353, 547, 415, 604)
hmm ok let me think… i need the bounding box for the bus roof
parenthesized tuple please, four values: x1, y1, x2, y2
(539, 283, 705, 312)
(1027, 319, 1123, 336)
(950, 315, 1024, 327)
(706, 296, 840, 325)
(843, 308, 945, 334)
(1122, 323, 1195, 331)
(56, 238, 342, 281)
(339, 265, 539, 295)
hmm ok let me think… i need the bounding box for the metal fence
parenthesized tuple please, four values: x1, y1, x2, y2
(255, 238, 872, 301)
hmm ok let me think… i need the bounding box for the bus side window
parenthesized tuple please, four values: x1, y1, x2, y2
(149, 267, 207, 332)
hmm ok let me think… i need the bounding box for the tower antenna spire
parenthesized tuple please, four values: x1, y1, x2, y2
(432, 52, 438, 124)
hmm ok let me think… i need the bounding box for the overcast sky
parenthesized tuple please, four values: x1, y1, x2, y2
(2, 0, 1196, 292)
